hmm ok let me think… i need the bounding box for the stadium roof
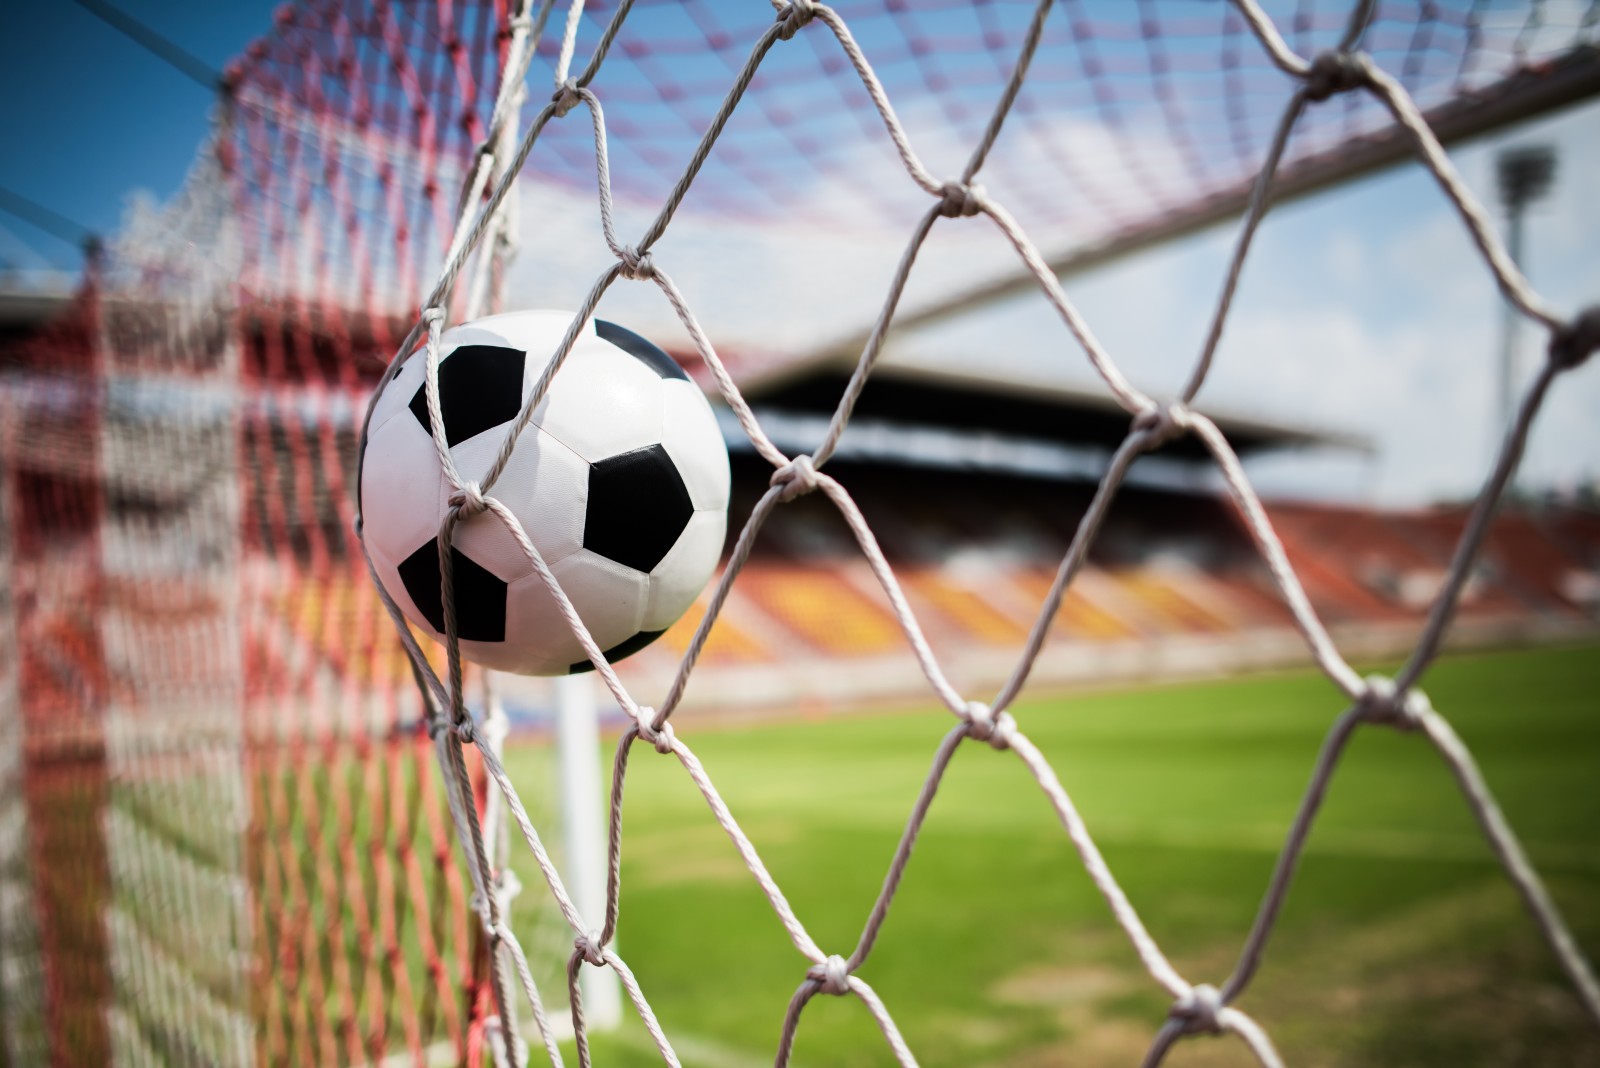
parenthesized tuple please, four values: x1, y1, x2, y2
(0, 290, 74, 336)
(735, 356, 1367, 461)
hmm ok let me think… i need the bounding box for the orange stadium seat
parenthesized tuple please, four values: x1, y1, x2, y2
(1012, 570, 1136, 641)
(658, 600, 769, 665)
(1197, 572, 1295, 628)
(1403, 510, 1575, 616)
(739, 566, 904, 657)
(1112, 571, 1230, 634)
(1263, 506, 1416, 623)
(901, 568, 1028, 645)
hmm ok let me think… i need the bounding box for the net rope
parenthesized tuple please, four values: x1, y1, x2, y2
(352, 1, 1600, 1065)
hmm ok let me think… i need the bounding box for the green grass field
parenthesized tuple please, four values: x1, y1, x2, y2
(502, 644, 1600, 1067)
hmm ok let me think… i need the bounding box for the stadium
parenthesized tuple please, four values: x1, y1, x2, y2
(1, 2, 1599, 1067)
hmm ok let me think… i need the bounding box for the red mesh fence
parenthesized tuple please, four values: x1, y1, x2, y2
(3, 3, 515, 1064)
(233, 6, 514, 1063)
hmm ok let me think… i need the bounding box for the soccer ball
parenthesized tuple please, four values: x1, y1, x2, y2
(360, 310, 729, 676)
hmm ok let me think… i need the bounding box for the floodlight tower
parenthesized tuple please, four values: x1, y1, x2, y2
(1495, 145, 1556, 443)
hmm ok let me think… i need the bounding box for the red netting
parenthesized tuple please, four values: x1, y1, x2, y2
(228, 5, 515, 1063)
(3, 3, 515, 1064)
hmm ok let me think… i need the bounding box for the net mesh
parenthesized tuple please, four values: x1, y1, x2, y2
(2, 1, 1599, 1066)
(509, 0, 1595, 240)
(380, 1, 1600, 1066)
(2, 5, 517, 1064)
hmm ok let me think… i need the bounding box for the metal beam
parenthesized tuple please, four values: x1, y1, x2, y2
(809, 45, 1600, 361)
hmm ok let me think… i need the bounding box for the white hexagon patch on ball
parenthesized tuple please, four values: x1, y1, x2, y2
(360, 309, 730, 676)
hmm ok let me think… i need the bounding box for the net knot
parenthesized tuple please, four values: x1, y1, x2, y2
(1359, 674, 1430, 732)
(1549, 305, 1600, 371)
(455, 718, 477, 744)
(1170, 983, 1225, 1034)
(775, 0, 817, 41)
(637, 716, 676, 755)
(807, 954, 852, 995)
(771, 454, 820, 502)
(964, 701, 1016, 750)
(421, 305, 446, 328)
(1304, 51, 1369, 102)
(449, 480, 490, 518)
(618, 245, 656, 280)
(494, 868, 523, 908)
(938, 180, 987, 218)
(1132, 402, 1190, 447)
(551, 79, 582, 118)
(575, 930, 607, 967)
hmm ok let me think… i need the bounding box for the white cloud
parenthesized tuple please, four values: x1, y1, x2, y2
(500, 78, 1600, 507)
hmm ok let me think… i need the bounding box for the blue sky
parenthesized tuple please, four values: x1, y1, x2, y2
(890, 96, 1600, 505)
(508, 86, 1600, 507)
(3, 2, 1596, 506)
(0, 2, 277, 273)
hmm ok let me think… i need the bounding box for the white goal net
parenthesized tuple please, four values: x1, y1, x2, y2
(368, 1, 1600, 1066)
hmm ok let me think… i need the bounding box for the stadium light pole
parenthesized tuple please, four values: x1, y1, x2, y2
(1494, 145, 1556, 463)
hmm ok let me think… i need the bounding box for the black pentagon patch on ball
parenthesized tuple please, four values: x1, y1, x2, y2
(595, 319, 690, 382)
(569, 629, 666, 674)
(397, 541, 507, 642)
(407, 344, 525, 447)
(584, 444, 694, 573)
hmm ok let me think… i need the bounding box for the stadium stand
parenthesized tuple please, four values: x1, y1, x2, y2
(590, 356, 1600, 708)
(8, 292, 1600, 719)
(898, 568, 1030, 647)
(657, 599, 770, 667)
(1009, 569, 1140, 642)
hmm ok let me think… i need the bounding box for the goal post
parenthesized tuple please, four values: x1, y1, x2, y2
(553, 674, 622, 1033)
(817, 43, 1600, 363)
